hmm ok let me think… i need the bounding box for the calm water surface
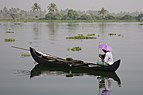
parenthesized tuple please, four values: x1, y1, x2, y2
(0, 22, 143, 95)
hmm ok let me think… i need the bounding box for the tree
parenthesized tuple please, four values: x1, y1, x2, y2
(79, 14, 93, 20)
(136, 14, 143, 21)
(98, 8, 108, 19)
(48, 3, 58, 14)
(105, 15, 116, 20)
(32, 3, 41, 19)
(121, 15, 135, 20)
(32, 3, 41, 11)
(46, 3, 60, 20)
(66, 9, 79, 20)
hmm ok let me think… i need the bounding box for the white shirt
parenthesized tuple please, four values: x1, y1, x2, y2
(104, 52, 113, 65)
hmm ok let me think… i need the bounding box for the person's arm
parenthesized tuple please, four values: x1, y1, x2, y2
(104, 53, 109, 63)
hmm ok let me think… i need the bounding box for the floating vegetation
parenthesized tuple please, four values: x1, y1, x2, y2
(67, 46, 82, 51)
(108, 33, 117, 36)
(4, 38, 16, 42)
(87, 33, 95, 36)
(5, 29, 14, 33)
(20, 53, 30, 57)
(139, 24, 143, 25)
(6, 31, 14, 33)
(108, 33, 123, 37)
(66, 34, 96, 39)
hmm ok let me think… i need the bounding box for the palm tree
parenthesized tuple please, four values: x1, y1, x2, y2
(32, 3, 41, 18)
(48, 3, 58, 15)
(32, 3, 41, 11)
(98, 8, 108, 18)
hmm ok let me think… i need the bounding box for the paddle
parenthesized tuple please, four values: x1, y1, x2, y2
(11, 46, 29, 51)
(97, 42, 101, 63)
(12, 46, 65, 61)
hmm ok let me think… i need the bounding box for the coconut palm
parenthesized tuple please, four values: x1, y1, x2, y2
(32, 3, 41, 19)
(98, 8, 108, 18)
(32, 3, 41, 11)
(48, 3, 58, 14)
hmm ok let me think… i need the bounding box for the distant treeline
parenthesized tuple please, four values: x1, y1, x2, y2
(0, 3, 143, 21)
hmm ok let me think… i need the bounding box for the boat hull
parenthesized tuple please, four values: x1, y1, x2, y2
(30, 47, 120, 72)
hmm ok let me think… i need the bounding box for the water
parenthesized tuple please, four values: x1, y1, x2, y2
(0, 22, 143, 95)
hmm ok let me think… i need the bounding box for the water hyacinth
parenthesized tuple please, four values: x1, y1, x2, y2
(6, 31, 14, 33)
(108, 33, 123, 37)
(66, 34, 96, 39)
(20, 53, 30, 57)
(67, 46, 82, 51)
(4, 38, 16, 42)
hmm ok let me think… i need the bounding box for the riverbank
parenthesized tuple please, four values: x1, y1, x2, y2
(0, 19, 141, 23)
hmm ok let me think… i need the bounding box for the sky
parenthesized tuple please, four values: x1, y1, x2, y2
(0, 0, 143, 13)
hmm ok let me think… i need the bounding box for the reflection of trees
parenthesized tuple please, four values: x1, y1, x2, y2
(98, 23, 107, 43)
(46, 22, 59, 42)
(33, 23, 39, 32)
(47, 22, 59, 34)
(32, 23, 41, 40)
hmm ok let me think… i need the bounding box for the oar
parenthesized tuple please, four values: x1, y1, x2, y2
(11, 46, 38, 64)
(97, 42, 101, 63)
(11, 46, 29, 51)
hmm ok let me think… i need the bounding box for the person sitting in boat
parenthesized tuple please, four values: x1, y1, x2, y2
(98, 44, 113, 65)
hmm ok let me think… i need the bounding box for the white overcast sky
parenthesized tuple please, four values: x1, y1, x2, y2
(0, 0, 143, 13)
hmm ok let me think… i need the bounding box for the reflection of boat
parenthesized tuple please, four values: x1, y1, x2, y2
(30, 63, 121, 86)
(30, 47, 120, 72)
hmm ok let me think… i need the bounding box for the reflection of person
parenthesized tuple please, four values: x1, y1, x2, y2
(98, 44, 113, 65)
(98, 77, 112, 95)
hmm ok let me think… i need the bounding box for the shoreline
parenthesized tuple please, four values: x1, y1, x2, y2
(0, 19, 142, 23)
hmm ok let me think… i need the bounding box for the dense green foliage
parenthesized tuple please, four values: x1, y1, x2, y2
(0, 2, 143, 21)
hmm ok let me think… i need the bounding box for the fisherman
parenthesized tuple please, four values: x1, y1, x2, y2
(98, 44, 113, 65)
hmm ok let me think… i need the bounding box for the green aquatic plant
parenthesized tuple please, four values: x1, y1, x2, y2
(68, 46, 82, 51)
(87, 34, 95, 36)
(108, 33, 123, 37)
(6, 31, 14, 33)
(66, 34, 96, 39)
(108, 33, 116, 36)
(20, 53, 30, 57)
(5, 29, 14, 33)
(4, 38, 16, 42)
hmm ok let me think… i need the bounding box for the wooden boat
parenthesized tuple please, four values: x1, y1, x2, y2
(30, 47, 120, 72)
(30, 63, 121, 86)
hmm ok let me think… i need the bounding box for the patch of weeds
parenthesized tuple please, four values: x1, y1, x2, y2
(4, 38, 16, 42)
(108, 33, 117, 36)
(6, 31, 14, 33)
(108, 33, 124, 37)
(66, 34, 96, 39)
(67, 46, 82, 51)
(20, 53, 30, 57)
(87, 34, 95, 36)
(5, 29, 14, 33)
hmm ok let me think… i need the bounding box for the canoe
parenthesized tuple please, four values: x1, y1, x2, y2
(30, 63, 121, 86)
(30, 47, 120, 72)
